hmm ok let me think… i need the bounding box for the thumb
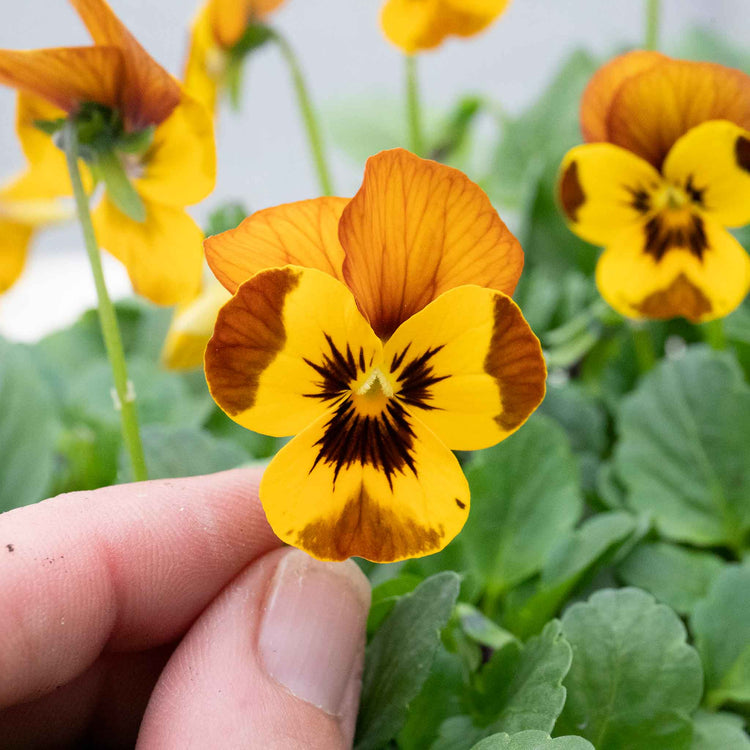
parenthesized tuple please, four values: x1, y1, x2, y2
(137, 547, 371, 749)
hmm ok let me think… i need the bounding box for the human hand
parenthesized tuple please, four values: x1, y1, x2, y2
(0, 468, 371, 749)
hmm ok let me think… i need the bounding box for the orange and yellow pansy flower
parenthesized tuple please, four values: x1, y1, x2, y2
(381, 0, 511, 54)
(0, 0, 216, 305)
(0, 176, 71, 293)
(185, 0, 285, 113)
(558, 51, 750, 322)
(204, 149, 546, 563)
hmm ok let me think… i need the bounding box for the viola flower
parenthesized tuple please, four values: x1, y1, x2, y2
(0, 176, 71, 293)
(162, 275, 231, 370)
(558, 51, 750, 322)
(0, 0, 216, 305)
(184, 0, 285, 113)
(204, 149, 546, 562)
(381, 0, 511, 54)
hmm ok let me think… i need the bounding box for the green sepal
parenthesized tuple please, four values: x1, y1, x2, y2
(230, 22, 274, 60)
(33, 117, 67, 136)
(92, 148, 147, 223)
(118, 125, 155, 155)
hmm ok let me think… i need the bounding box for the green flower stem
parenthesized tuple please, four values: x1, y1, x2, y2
(645, 0, 661, 50)
(702, 318, 727, 351)
(405, 54, 424, 156)
(63, 119, 148, 482)
(270, 29, 334, 196)
(631, 323, 657, 373)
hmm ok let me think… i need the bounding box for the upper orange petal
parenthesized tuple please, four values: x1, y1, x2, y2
(69, 0, 181, 128)
(580, 50, 665, 143)
(205, 197, 349, 293)
(339, 148, 523, 340)
(0, 46, 124, 116)
(607, 58, 750, 168)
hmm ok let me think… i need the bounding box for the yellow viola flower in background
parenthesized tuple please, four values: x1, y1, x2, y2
(162, 275, 231, 370)
(381, 0, 511, 53)
(0, 0, 216, 305)
(204, 149, 546, 563)
(185, 0, 285, 113)
(0, 176, 71, 293)
(558, 51, 750, 322)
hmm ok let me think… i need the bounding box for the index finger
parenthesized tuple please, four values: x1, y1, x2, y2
(0, 467, 280, 709)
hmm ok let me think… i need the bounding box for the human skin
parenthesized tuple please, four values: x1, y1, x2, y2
(0, 468, 370, 748)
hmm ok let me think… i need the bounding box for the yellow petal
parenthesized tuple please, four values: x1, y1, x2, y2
(162, 276, 232, 370)
(135, 93, 216, 208)
(580, 50, 665, 143)
(558, 143, 664, 246)
(0, 220, 32, 293)
(205, 197, 348, 293)
(340, 148, 523, 340)
(380, 0, 506, 53)
(260, 405, 469, 562)
(183, 3, 221, 114)
(380, 0, 442, 53)
(69, 0, 181, 127)
(0, 45, 124, 116)
(383, 285, 545, 451)
(662, 120, 750, 228)
(92, 196, 203, 305)
(0, 176, 72, 226)
(596, 215, 750, 322)
(205, 266, 382, 436)
(608, 58, 750, 169)
(14, 93, 96, 199)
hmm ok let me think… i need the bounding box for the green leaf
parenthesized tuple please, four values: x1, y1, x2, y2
(204, 201, 250, 236)
(618, 542, 726, 615)
(462, 415, 582, 599)
(456, 603, 518, 651)
(690, 710, 750, 750)
(69, 357, 213, 431)
(538, 381, 608, 493)
(0, 339, 59, 511)
(691, 562, 750, 709)
(118, 425, 249, 482)
(557, 588, 703, 749)
(613, 346, 750, 552)
(398, 647, 466, 750)
(355, 572, 460, 750)
(366, 572, 423, 636)
(504, 512, 638, 638)
(471, 731, 593, 750)
(434, 621, 572, 750)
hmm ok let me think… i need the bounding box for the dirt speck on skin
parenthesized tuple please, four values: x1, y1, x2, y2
(5, 544, 14, 553)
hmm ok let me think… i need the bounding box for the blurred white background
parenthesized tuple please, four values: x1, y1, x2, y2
(0, 0, 746, 340)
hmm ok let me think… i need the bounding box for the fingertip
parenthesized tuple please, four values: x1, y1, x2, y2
(138, 547, 371, 749)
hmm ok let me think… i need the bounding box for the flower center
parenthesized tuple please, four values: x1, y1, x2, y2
(352, 367, 394, 416)
(655, 183, 689, 212)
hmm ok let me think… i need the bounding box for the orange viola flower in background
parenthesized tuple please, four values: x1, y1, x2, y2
(381, 0, 511, 54)
(0, 0, 216, 305)
(558, 51, 750, 322)
(204, 149, 546, 563)
(185, 0, 285, 113)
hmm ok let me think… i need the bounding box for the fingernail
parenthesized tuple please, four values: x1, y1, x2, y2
(258, 548, 371, 715)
